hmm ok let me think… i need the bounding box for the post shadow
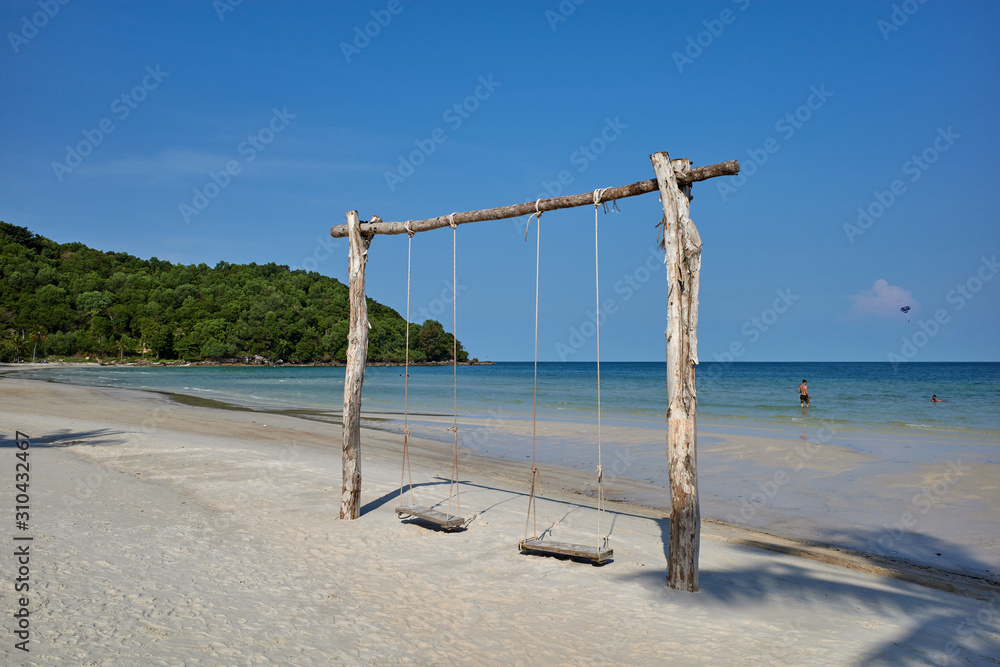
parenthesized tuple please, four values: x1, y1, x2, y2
(628, 521, 1000, 664)
(1, 427, 127, 448)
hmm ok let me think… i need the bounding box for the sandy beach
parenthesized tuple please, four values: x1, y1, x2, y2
(2, 376, 999, 665)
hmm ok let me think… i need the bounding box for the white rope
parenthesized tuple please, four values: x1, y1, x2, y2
(524, 198, 543, 242)
(593, 188, 607, 550)
(524, 207, 542, 541)
(447, 219, 460, 518)
(399, 225, 415, 504)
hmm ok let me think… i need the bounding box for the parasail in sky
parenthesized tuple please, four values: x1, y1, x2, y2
(900, 305, 911, 322)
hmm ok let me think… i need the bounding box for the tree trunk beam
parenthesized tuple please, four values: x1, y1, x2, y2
(340, 210, 371, 520)
(329, 160, 738, 238)
(651, 152, 702, 593)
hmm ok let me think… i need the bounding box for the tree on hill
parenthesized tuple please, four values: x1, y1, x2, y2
(0, 221, 470, 364)
(417, 319, 468, 362)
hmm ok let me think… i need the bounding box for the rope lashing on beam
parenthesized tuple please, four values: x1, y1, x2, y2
(524, 199, 543, 242)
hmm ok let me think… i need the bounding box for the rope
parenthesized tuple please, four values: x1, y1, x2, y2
(447, 219, 461, 519)
(524, 207, 542, 541)
(593, 189, 607, 551)
(399, 223, 415, 505)
(524, 199, 543, 242)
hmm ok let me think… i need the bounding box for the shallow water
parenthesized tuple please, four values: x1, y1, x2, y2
(9, 361, 999, 437)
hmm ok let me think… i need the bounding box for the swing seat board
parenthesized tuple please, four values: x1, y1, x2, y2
(519, 538, 613, 564)
(396, 505, 465, 530)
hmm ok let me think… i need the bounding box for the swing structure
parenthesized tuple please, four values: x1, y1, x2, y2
(331, 152, 739, 592)
(394, 219, 466, 531)
(517, 191, 613, 565)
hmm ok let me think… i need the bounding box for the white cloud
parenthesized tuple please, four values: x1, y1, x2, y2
(848, 279, 917, 317)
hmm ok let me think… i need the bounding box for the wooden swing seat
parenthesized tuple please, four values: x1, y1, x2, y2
(519, 537, 613, 564)
(396, 504, 465, 531)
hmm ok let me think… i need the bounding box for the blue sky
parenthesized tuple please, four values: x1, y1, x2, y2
(2, 0, 998, 362)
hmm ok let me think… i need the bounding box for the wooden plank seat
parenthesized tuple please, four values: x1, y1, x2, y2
(396, 505, 465, 531)
(518, 538, 613, 565)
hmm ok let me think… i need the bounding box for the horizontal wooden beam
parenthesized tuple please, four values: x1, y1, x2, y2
(330, 158, 739, 238)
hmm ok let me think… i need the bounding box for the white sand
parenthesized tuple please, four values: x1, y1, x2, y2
(1, 377, 998, 665)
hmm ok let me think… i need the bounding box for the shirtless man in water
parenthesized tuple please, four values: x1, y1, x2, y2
(799, 380, 810, 407)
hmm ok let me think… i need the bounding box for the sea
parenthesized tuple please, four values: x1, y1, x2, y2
(7, 361, 998, 438)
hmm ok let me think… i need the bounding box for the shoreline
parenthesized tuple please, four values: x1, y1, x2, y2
(2, 377, 998, 663)
(3, 365, 998, 582)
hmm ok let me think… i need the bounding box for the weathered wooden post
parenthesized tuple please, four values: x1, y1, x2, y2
(341, 210, 371, 519)
(651, 152, 702, 591)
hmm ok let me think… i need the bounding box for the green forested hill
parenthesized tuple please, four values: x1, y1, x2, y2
(0, 222, 467, 364)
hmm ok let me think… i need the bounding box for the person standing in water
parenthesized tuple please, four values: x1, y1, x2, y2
(799, 380, 810, 407)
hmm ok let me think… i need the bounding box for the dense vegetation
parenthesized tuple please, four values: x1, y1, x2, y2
(0, 222, 468, 364)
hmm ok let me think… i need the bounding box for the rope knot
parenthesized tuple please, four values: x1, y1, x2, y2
(593, 188, 617, 214)
(404, 220, 415, 238)
(448, 212, 458, 229)
(524, 199, 543, 242)
(596, 464, 603, 482)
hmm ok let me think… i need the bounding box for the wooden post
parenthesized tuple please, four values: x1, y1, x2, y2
(341, 210, 372, 520)
(651, 152, 702, 592)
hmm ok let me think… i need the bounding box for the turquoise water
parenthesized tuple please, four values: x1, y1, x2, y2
(6, 361, 998, 439)
(8, 361, 996, 574)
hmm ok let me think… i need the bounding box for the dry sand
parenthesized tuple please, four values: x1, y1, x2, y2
(1, 377, 998, 665)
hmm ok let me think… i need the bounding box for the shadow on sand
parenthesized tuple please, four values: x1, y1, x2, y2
(640, 517, 999, 664)
(2, 427, 128, 449)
